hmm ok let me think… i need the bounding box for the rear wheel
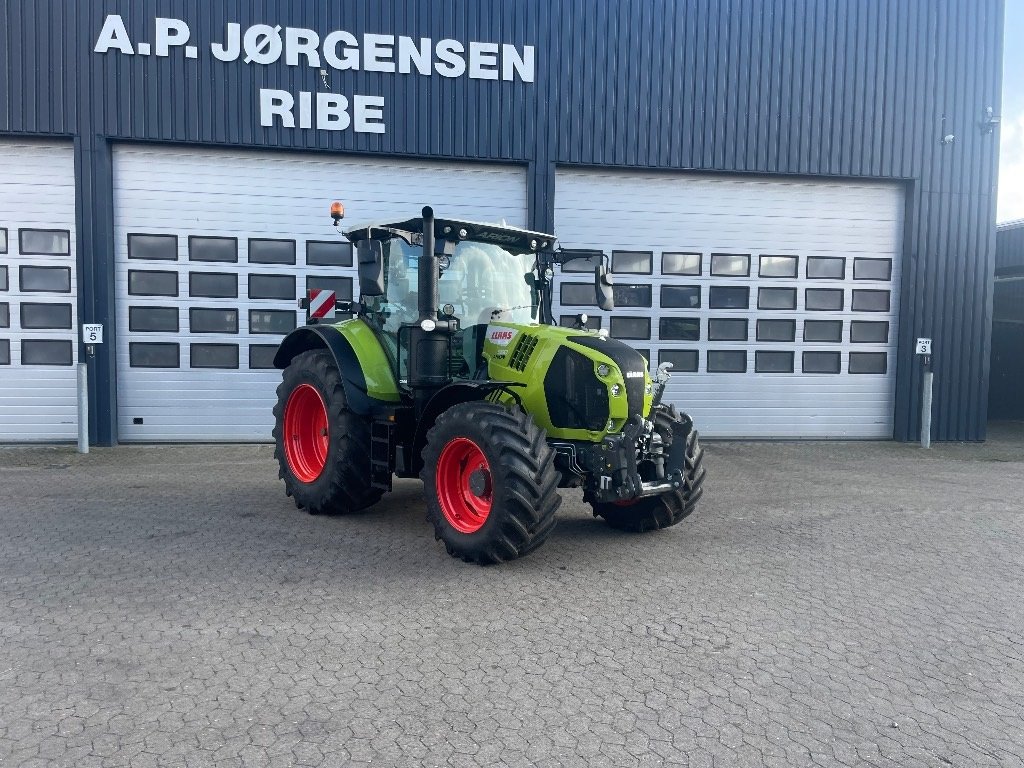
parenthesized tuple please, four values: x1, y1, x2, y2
(273, 349, 383, 515)
(590, 405, 706, 532)
(421, 402, 561, 564)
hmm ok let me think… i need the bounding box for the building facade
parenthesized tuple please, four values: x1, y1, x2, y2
(0, 0, 1004, 443)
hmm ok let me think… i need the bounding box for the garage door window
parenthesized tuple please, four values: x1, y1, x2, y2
(804, 320, 843, 342)
(306, 241, 352, 267)
(849, 352, 887, 374)
(189, 236, 238, 263)
(609, 316, 650, 339)
(22, 339, 72, 366)
(19, 229, 70, 256)
(708, 318, 748, 341)
(248, 238, 296, 265)
(660, 317, 700, 340)
(189, 272, 238, 298)
(249, 344, 279, 369)
(612, 284, 652, 307)
(660, 285, 700, 308)
(0, 228, 7, 253)
(659, 349, 698, 372)
(0, 303, 8, 328)
(662, 252, 701, 275)
(757, 319, 795, 341)
(759, 255, 798, 278)
(611, 251, 652, 274)
(803, 351, 841, 373)
(249, 274, 295, 300)
(128, 234, 177, 261)
(851, 290, 890, 312)
(853, 258, 892, 280)
(0, 339, 8, 365)
(129, 306, 179, 333)
(249, 309, 296, 334)
(708, 350, 746, 372)
(21, 303, 72, 330)
(130, 342, 179, 368)
(559, 314, 601, 330)
(850, 321, 889, 343)
(306, 275, 353, 301)
(190, 308, 238, 333)
(709, 286, 749, 309)
(755, 351, 794, 373)
(560, 251, 603, 272)
(190, 343, 239, 369)
(758, 287, 797, 310)
(806, 288, 844, 311)
(129, 270, 178, 296)
(807, 257, 845, 279)
(20, 266, 71, 293)
(0, 266, 7, 291)
(711, 254, 750, 277)
(560, 283, 595, 306)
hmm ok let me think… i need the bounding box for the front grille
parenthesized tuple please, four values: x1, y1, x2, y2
(508, 333, 539, 371)
(544, 347, 609, 431)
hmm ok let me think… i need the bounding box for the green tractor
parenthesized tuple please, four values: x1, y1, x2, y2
(272, 205, 705, 564)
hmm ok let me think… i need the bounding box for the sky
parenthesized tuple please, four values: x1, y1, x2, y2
(999, 0, 1024, 222)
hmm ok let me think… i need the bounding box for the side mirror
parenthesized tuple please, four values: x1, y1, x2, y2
(356, 240, 385, 297)
(595, 265, 615, 311)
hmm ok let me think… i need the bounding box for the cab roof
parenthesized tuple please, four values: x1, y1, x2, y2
(345, 217, 557, 253)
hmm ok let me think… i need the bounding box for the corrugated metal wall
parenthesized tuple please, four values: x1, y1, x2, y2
(0, 0, 1004, 442)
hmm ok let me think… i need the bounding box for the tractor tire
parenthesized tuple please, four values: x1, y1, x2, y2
(273, 349, 383, 515)
(421, 401, 561, 565)
(590, 404, 706, 532)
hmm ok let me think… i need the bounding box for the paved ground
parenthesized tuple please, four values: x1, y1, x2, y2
(1, 425, 1023, 768)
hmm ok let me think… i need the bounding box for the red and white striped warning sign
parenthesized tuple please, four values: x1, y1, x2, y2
(308, 289, 336, 320)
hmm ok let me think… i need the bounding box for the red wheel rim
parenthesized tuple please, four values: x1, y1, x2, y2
(283, 383, 329, 483)
(436, 437, 492, 533)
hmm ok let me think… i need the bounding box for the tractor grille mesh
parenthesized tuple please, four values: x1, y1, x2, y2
(508, 333, 540, 372)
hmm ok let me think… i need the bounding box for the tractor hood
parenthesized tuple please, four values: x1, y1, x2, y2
(346, 218, 556, 254)
(481, 323, 654, 442)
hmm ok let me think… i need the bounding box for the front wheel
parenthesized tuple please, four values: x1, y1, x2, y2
(272, 349, 382, 515)
(590, 406, 706, 532)
(421, 402, 561, 565)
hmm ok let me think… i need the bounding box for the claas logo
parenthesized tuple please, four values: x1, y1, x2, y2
(490, 330, 514, 340)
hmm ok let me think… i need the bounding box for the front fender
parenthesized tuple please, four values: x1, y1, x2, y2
(408, 381, 522, 475)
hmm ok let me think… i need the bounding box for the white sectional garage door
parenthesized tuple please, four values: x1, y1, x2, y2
(113, 145, 527, 441)
(0, 140, 79, 441)
(553, 169, 903, 438)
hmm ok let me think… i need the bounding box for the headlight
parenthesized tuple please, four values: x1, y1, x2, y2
(645, 382, 653, 395)
(611, 384, 622, 397)
(597, 363, 611, 377)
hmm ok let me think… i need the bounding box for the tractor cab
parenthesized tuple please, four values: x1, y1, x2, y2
(345, 217, 547, 382)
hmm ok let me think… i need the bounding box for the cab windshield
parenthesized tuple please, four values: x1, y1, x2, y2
(373, 238, 539, 335)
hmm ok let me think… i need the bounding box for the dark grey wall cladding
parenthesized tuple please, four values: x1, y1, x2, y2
(997, 223, 1024, 273)
(0, 0, 1005, 442)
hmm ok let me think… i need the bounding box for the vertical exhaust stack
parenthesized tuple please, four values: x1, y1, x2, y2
(408, 205, 449, 413)
(419, 205, 438, 323)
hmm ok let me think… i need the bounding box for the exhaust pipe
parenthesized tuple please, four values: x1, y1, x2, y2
(419, 205, 438, 323)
